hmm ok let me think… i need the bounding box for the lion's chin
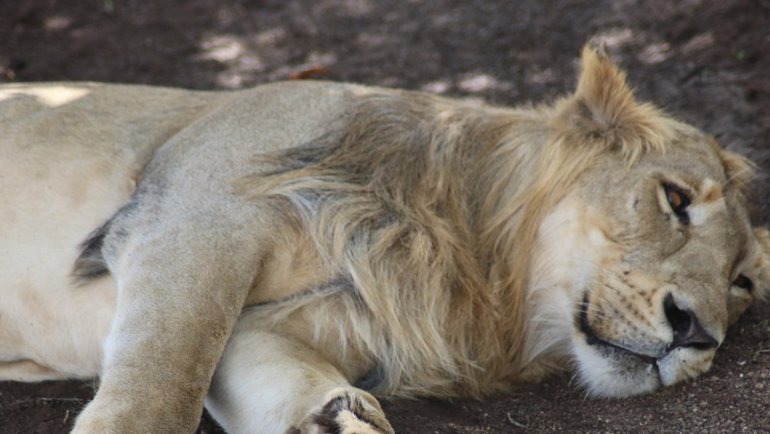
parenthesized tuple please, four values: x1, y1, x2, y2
(572, 341, 661, 398)
(571, 340, 718, 397)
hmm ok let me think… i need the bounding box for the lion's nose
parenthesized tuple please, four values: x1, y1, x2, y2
(663, 293, 719, 351)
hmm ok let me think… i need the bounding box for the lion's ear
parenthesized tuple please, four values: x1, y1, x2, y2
(719, 148, 756, 197)
(572, 44, 638, 133)
(556, 44, 670, 160)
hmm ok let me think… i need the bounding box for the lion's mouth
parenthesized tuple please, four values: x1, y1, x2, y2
(578, 294, 660, 368)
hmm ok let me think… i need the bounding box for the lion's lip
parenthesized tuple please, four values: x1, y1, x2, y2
(578, 294, 660, 366)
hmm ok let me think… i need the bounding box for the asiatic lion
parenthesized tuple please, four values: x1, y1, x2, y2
(1, 46, 768, 433)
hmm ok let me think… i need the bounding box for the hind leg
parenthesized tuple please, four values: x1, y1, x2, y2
(205, 315, 394, 434)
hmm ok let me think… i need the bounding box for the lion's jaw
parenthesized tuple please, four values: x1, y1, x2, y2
(525, 175, 756, 398)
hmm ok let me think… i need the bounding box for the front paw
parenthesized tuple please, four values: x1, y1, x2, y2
(298, 388, 394, 434)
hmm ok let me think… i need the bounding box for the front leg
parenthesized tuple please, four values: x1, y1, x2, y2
(72, 217, 257, 433)
(206, 312, 394, 434)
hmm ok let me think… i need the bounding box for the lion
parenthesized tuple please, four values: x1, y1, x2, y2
(0, 45, 768, 434)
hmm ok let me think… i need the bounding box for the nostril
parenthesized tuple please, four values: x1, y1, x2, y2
(663, 293, 719, 351)
(663, 294, 692, 339)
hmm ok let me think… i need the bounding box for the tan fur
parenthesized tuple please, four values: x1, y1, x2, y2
(0, 46, 768, 433)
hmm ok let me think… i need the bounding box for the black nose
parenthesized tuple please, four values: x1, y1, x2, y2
(664, 293, 719, 351)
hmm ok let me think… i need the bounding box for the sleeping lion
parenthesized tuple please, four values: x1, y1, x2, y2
(1, 46, 768, 433)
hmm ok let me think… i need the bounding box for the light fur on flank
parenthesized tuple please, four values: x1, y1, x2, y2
(0, 45, 768, 434)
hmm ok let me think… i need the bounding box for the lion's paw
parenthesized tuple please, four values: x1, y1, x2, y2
(297, 388, 394, 434)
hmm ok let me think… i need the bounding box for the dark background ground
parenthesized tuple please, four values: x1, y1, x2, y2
(1, 0, 769, 432)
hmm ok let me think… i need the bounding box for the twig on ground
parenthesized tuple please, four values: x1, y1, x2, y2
(506, 411, 528, 429)
(5, 397, 85, 411)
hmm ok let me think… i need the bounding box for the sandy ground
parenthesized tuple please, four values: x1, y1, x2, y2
(1, 0, 769, 432)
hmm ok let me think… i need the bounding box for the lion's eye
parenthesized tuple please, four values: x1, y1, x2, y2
(733, 274, 754, 292)
(663, 183, 691, 224)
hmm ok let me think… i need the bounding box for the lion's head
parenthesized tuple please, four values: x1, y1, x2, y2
(526, 47, 770, 397)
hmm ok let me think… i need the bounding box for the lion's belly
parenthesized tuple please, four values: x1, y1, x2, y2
(0, 146, 137, 379)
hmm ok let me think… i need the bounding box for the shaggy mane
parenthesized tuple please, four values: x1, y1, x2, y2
(240, 93, 527, 396)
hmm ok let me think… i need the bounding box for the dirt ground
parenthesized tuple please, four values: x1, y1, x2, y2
(1, 0, 769, 432)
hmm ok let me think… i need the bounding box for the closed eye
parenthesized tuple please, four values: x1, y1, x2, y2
(663, 183, 691, 225)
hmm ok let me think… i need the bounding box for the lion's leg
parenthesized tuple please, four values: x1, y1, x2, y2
(205, 318, 394, 434)
(71, 216, 258, 434)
